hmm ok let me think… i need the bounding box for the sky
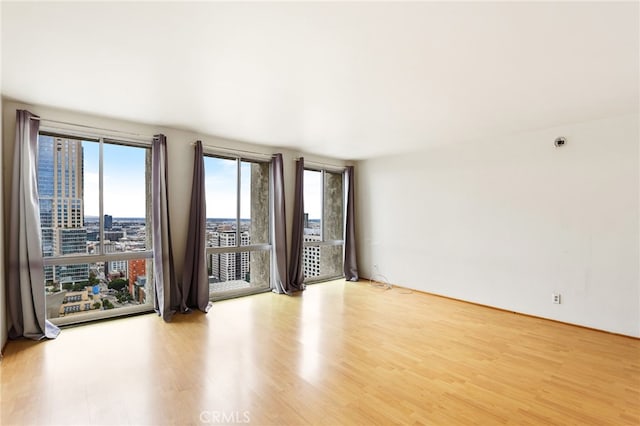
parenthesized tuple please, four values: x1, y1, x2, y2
(204, 156, 250, 219)
(203, 157, 322, 219)
(303, 170, 322, 220)
(81, 143, 322, 219)
(83, 141, 147, 218)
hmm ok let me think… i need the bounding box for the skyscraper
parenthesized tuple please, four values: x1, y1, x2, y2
(303, 234, 321, 278)
(209, 231, 250, 282)
(38, 136, 55, 283)
(38, 136, 88, 285)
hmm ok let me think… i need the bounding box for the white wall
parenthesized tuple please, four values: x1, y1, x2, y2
(357, 114, 639, 337)
(1, 99, 346, 351)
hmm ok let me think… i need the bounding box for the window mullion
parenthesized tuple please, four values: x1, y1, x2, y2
(98, 138, 104, 255)
(236, 158, 241, 247)
(320, 169, 325, 242)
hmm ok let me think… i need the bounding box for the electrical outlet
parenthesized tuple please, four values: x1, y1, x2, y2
(552, 293, 561, 304)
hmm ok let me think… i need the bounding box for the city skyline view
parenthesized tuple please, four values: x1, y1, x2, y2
(37, 135, 151, 319)
(36, 134, 342, 320)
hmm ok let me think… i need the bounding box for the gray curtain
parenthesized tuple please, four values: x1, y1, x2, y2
(181, 141, 210, 313)
(271, 153, 289, 294)
(151, 134, 178, 320)
(7, 110, 60, 340)
(288, 158, 305, 291)
(344, 165, 359, 281)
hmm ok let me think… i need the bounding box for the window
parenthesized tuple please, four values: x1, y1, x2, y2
(38, 134, 153, 325)
(204, 155, 271, 300)
(303, 168, 344, 282)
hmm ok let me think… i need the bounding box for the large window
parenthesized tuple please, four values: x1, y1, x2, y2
(303, 168, 344, 282)
(204, 155, 271, 300)
(38, 134, 153, 325)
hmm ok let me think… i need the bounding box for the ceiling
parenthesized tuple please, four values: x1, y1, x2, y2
(2, 2, 638, 160)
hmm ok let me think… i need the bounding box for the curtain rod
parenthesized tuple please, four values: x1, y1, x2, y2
(297, 157, 346, 170)
(30, 116, 154, 140)
(192, 143, 345, 168)
(194, 142, 273, 159)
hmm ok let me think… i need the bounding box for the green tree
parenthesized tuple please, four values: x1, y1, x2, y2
(88, 272, 99, 286)
(102, 299, 114, 310)
(117, 289, 133, 304)
(108, 278, 128, 292)
(72, 281, 88, 291)
(93, 301, 102, 310)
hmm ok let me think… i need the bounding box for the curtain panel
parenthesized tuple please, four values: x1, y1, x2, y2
(288, 158, 305, 291)
(181, 141, 210, 312)
(151, 134, 178, 320)
(344, 166, 359, 281)
(7, 110, 60, 340)
(271, 153, 289, 294)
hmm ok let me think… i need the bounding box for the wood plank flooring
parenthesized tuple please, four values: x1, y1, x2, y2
(1, 280, 639, 425)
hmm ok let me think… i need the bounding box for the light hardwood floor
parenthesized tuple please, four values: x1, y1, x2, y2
(1, 280, 639, 425)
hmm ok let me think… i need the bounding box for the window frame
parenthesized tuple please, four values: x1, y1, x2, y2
(38, 129, 155, 325)
(303, 167, 346, 283)
(203, 152, 273, 300)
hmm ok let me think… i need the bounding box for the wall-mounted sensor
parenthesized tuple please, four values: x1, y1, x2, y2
(554, 137, 566, 147)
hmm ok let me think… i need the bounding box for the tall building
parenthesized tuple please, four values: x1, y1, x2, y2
(303, 235, 321, 278)
(108, 260, 128, 279)
(128, 259, 146, 298)
(38, 136, 88, 284)
(209, 231, 250, 282)
(303, 212, 322, 278)
(38, 137, 55, 283)
(104, 230, 124, 241)
(55, 228, 89, 282)
(104, 214, 113, 230)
